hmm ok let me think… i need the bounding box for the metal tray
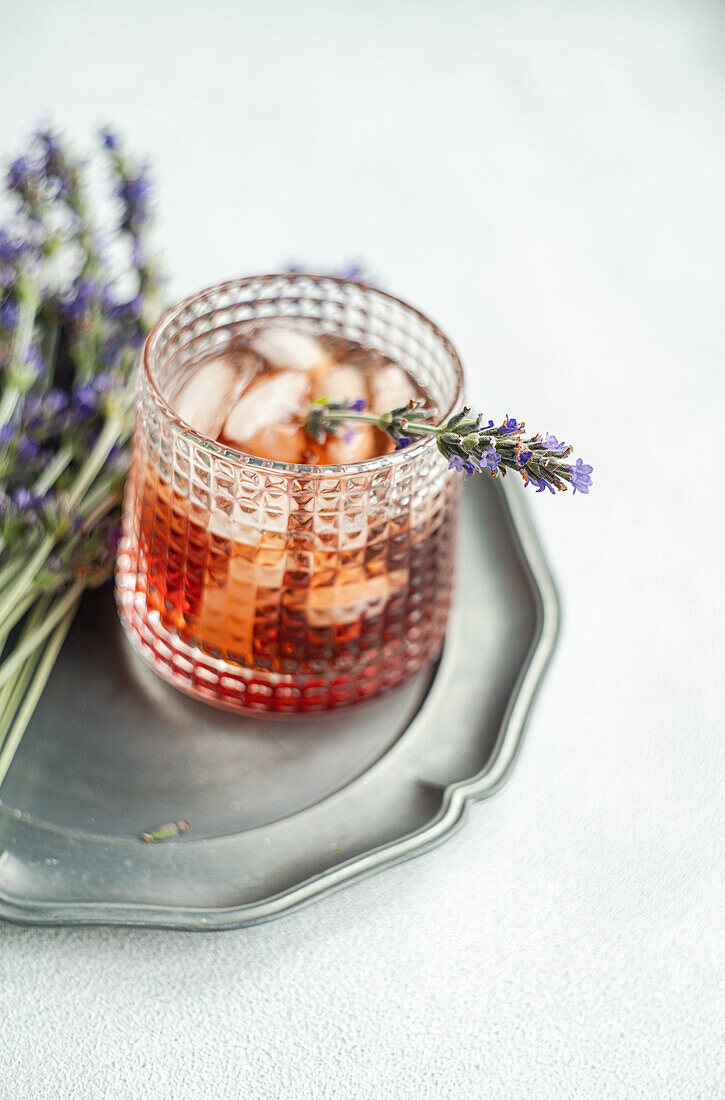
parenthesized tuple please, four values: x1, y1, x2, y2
(0, 477, 558, 930)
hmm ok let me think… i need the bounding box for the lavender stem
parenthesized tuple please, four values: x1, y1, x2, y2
(0, 599, 48, 759)
(0, 597, 79, 790)
(0, 579, 84, 691)
(0, 279, 40, 427)
(33, 444, 74, 496)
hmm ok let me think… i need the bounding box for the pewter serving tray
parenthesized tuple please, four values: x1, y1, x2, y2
(0, 478, 558, 930)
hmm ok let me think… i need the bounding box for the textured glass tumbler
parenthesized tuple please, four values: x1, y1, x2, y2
(115, 274, 464, 713)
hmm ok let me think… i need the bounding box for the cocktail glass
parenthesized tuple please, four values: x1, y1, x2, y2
(115, 273, 464, 712)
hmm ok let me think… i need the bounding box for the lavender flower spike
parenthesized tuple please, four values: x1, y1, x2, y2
(6, 156, 34, 194)
(306, 398, 593, 497)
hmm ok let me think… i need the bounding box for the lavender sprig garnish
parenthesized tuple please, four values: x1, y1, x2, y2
(306, 398, 593, 494)
(0, 124, 162, 788)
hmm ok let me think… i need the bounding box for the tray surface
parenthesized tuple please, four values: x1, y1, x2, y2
(0, 477, 558, 929)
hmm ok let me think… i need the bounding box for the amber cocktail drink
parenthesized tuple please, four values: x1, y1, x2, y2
(116, 275, 463, 712)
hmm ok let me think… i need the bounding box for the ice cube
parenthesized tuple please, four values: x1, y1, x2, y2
(173, 353, 254, 439)
(369, 362, 418, 414)
(251, 323, 329, 372)
(314, 363, 376, 463)
(223, 369, 311, 463)
(324, 428, 376, 464)
(250, 424, 308, 464)
(315, 362, 367, 404)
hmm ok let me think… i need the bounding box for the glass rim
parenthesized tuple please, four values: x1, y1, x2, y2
(141, 272, 465, 478)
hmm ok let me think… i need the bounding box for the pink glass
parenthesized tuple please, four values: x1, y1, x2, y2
(115, 274, 464, 713)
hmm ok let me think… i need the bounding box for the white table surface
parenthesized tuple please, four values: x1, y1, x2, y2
(1, 2, 724, 1097)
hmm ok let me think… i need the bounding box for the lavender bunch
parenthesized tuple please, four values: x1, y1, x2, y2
(306, 399, 593, 494)
(0, 125, 162, 788)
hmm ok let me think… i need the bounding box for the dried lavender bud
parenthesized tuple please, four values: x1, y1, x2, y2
(140, 820, 190, 843)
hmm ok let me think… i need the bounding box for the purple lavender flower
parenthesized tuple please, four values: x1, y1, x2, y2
(395, 436, 411, 450)
(106, 441, 125, 463)
(0, 299, 18, 328)
(92, 372, 115, 395)
(347, 398, 366, 413)
(119, 174, 150, 207)
(1, 234, 37, 287)
(36, 130, 68, 195)
(118, 168, 152, 231)
(44, 390, 69, 415)
(102, 332, 126, 366)
(73, 382, 98, 417)
(499, 417, 520, 436)
(107, 293, 143, 322)
(0, 231, 32, 264)
(101, 128, 119, 151)
(518, 450, 533, 465)
(527, 475, 556, 494)
(286, 261, 376, 286)
(336, 261, 367, 283)
(0, 231, 18, 262)
(19, 397, 41, 432)
(448, 453, 479, 476)
(570, 457, 593, 494)
(481, 446, 501, 471)
(0, 424, 16, 444)
(38, 130, 63, 161)
(17, 438, 39, 461)
(542, 433, 567, 450)
(101, 285, 117, 311)
(26, 343, 45, 376)
(6, 156, 34, 193)
(13, 487, 42, 510)
(63, 279, 101, 320)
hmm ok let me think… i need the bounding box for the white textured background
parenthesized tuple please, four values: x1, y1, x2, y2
(1, 2, 724, 1097)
